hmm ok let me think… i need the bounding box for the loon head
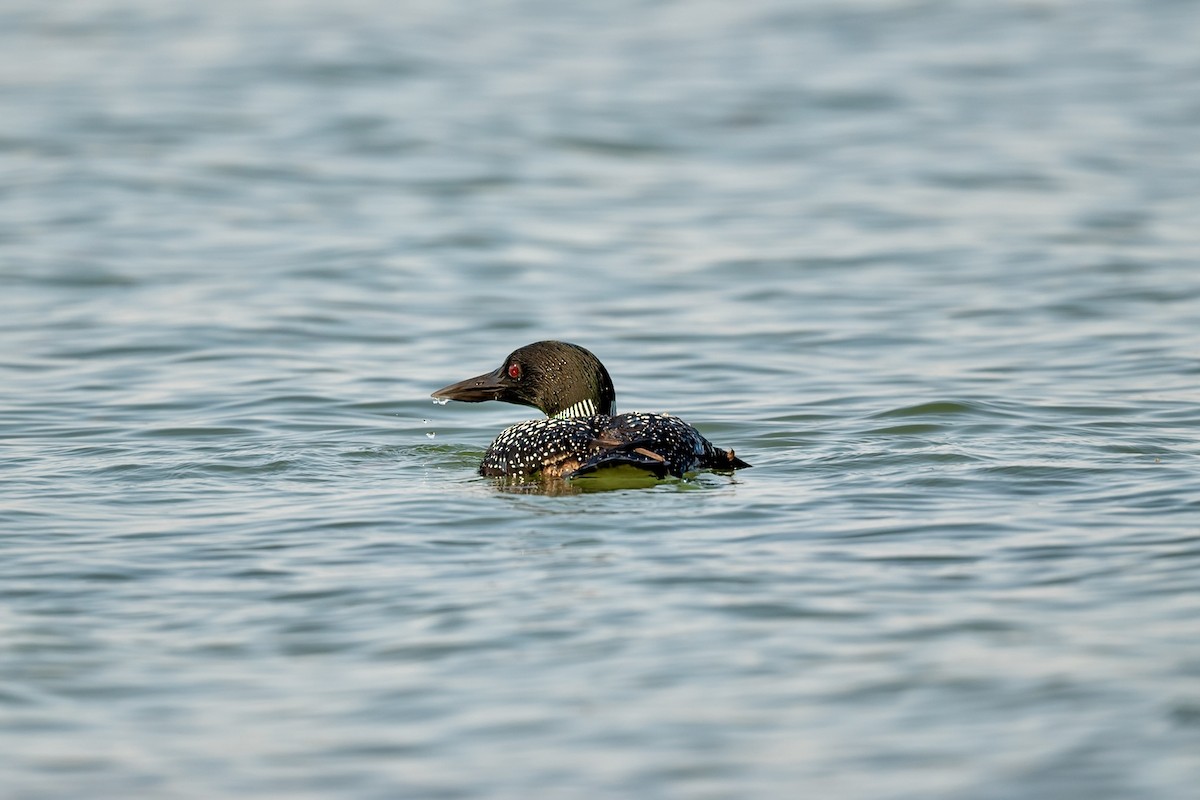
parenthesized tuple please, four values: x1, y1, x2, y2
(432, 340, 616, 419)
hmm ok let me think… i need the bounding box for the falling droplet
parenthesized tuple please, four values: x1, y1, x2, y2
(426, 432, 436, 439)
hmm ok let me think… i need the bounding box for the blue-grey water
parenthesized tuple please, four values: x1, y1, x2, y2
(3, 1, 1199, 797)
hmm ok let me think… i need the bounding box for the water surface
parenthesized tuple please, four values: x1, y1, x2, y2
(2, 1, 1199, 797)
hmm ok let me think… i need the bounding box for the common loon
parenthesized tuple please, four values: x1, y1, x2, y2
(431, 341, 750, 480)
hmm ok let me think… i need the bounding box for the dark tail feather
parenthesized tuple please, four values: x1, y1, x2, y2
(708, 448, 751, 471)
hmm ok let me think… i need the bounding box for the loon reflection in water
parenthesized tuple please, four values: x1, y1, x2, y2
(432, 341, 750, 481)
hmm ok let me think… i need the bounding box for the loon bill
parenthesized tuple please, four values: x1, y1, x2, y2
(431, 340, 751, 480)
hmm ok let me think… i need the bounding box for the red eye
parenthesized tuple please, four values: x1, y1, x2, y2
(507, 363, 521, 379)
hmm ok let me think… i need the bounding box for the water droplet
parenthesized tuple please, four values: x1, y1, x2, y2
(426, 432, 436, 439)
(432, 397, 450, 406)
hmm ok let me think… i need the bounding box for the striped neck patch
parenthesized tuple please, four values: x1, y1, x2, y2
(553, 399, 602, 419)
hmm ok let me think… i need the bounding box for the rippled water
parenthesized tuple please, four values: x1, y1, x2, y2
(3, 0, 1199, 797)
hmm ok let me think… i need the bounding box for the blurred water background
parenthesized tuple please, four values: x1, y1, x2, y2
(2, 0, 1199, 797)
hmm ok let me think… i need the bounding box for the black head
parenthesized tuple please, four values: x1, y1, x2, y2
(432, 341, 616, 418)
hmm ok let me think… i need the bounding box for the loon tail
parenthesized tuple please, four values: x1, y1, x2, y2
(709, 448, 751, 471)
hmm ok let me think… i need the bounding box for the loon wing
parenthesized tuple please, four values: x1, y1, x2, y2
(567, 436, 672, 480)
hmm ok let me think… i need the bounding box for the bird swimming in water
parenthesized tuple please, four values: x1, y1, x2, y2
(431, 341, 750, 481)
